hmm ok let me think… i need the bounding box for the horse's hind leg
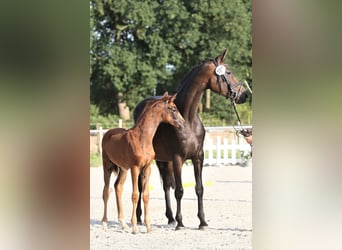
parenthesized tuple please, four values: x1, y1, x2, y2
(114, 168, 128, 231)
(102, 157, 113, 230)
(136, 173, 143, 225)
(130, 166, 140, 234)
(157, 161, 176, 224)
(141, 164, 152, 232)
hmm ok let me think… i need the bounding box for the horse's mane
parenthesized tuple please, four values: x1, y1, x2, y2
(134, 98, 163, 125)
(175, 58, 211, 92)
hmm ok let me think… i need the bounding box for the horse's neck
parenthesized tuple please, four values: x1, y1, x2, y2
(176, 76, 206, 122)
(132, 113, 161, 146)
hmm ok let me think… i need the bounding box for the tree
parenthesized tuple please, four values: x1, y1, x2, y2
(90, 0, 251, 120)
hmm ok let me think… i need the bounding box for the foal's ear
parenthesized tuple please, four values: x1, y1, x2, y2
(215, 49, 228, 64)
(170, 93, 177, 103)
(161, 91, 169, 102)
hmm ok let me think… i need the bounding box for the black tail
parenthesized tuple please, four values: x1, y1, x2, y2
(156, 161, 175, 190)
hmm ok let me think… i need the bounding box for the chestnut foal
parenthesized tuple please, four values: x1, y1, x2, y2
(101, 93, 184, 234)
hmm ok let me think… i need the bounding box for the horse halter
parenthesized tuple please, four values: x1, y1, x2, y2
(210, 59, 243, 101)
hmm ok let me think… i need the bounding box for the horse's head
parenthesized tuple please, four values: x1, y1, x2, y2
(206, 49, 248, 104)
(159, 92, 185, 129)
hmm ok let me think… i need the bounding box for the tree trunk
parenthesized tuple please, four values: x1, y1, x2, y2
(117, 92, 130, 120)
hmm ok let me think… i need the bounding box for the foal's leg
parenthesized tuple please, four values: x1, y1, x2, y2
(102, 157, 113, 230)
(130, 166, 140, 234)
(192, 150, 208, 229)
(173, 156, 185, 230)
(114, 168, 128, 230)
(141, 164, 152, 232)
(157, 161, 176, 224)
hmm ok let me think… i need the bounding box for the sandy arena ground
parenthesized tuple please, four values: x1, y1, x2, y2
(90, 163, 252, 250)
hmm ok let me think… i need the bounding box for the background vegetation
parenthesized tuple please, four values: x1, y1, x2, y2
(90, 0, 252, 128)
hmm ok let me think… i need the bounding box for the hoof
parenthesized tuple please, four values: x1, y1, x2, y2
(132, 228, 139, 234)
(121, 223, 129, 231)
(168, 219, 176, 225)
(102, 221, 108, 231)
(146, 226, 152, 233)
(199, 221, 208, 230)
(175, 224, 185, 230)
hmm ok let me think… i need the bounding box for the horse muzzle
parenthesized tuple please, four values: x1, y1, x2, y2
(235, 91, 248, 104)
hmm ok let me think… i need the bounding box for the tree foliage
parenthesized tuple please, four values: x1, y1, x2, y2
(90, 0, 251, 117)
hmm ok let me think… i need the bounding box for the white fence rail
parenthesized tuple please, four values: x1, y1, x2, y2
(90, 126, 252, 166)
(203, 136, 251, 166)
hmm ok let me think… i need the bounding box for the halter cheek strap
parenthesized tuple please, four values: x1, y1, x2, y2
(210, 59, 243, 100)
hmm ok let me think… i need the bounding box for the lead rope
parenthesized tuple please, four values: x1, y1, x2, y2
(231, 100, 253, 156)
(231, 100, 243, 131)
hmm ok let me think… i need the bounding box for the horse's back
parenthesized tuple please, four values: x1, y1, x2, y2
(102, 127, 126, 142)
(102, 128, 127, 156)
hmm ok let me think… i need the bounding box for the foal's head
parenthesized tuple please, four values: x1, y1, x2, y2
(150, 92, 185, 129)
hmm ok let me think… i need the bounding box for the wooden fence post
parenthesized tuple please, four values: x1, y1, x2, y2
(97, 125, 103, 154)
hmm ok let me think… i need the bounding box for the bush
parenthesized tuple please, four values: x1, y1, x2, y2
(90, 100, 251, 129)
(90, 104, 122, 129)
(90, 152, 102, 167)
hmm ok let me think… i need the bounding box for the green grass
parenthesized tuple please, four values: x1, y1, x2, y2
(90, 152, 102, 167)
(204, 149, 246, 159)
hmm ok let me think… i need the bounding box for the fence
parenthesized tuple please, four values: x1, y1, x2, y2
(90, 125, 252, 166)
(203, 136, 251, 166)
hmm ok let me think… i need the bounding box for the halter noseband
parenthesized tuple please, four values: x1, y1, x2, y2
(210, 59, 243, 101)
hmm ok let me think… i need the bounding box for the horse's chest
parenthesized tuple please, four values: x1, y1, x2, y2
(131, 145, 155, 165)
(176, 133, 200, 155)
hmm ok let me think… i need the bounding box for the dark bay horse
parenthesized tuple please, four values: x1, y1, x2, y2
(101, 93, 185, 234)
(133, 49, 249, 230)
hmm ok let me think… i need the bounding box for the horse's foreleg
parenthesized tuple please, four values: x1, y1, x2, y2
(114, 168, 128, 230)
(131, 166, 140, 234)
(192, 151, 208, 229)
(142, 164, 152, 232)
(102, 159, 113, 230)
(157, 161, 175, 224)
(173, 156, 185, 230)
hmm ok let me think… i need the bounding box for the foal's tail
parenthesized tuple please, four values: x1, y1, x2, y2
(109, 163, 120, 176)
(101, 130, 121, 175)
(102, 150, 120, 176)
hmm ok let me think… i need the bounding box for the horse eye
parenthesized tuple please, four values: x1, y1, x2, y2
(226, 71, 231, 75)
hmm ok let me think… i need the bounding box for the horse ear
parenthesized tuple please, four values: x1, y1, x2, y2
(216, 49, 228, 64)
(170, 93, 177, 102)
(161, 91, 169, 102)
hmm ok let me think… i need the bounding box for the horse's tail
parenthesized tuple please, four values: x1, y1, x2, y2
(111, 164, 120, 176)
(157, 161, 175, 190)
(101, 130, 121, 175)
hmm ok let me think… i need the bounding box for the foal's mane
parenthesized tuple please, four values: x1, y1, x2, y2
(134, 98, 164, 125)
